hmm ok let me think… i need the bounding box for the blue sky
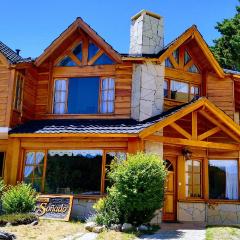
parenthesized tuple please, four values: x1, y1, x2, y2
(0, 1, 238, 58)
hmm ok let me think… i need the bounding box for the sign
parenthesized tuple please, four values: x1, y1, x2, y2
(35, 195, 73, 221)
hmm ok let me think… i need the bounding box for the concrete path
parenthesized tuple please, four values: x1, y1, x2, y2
(138, 222, 206, 240)
(62, 232, 98, 240)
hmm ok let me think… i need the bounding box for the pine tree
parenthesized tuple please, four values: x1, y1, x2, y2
(211, 2, 240, 71)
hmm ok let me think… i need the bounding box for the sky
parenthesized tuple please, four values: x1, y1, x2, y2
(0, 1, 238, 58)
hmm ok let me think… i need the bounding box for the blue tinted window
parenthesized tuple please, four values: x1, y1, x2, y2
(58, 56, 77, 67)
(94, 53, 114, 65)
(88, 42, 99, 61)
(73, 43, 82, 61)
(68, 77, 99, 114)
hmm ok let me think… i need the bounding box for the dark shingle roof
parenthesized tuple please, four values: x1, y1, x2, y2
(224, 69, 240, 76)
(0, 41, 32, 64)
(9, 98, 199, 135)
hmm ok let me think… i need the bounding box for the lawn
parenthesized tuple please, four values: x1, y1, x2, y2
(0, 219, 86, 240)
(97, 230, 139, 240)
(206, 226, 240, 240)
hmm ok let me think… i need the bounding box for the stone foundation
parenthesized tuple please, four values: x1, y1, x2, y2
(178, 201, 240, 225)
(207, 203, 240, 225)
(178, 202, 206, 222)
(71, 199, 96, 221)
(150, 209, 162, 225)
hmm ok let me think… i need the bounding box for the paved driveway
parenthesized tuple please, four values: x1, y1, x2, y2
(138, 222, 206, 240)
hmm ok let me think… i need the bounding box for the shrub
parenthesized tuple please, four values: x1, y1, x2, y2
(0, 213, 37, 226)
(94, 152, 167, 226)
(2, 182, 37, 214)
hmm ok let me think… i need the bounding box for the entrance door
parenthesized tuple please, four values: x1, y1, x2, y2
(162, 156, 176, 222)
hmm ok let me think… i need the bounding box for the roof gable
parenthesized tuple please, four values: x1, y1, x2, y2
(35, 17, 122, 66)
(158, 26, 225, 78)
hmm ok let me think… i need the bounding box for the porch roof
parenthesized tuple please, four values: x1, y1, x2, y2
(9, 99, 198, 136)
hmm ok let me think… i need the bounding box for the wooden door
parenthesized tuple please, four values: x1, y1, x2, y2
(162, 156, 177, 222)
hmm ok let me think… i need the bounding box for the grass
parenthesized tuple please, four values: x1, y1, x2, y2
(97, 226, 159, 240)
(206, 226, 240, 240)
(97, 230, 139, 240)
(0, 213, 37, 226)
(0, 219, 86, 240)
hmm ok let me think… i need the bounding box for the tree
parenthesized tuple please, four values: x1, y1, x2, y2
(211, 2, 240, 71)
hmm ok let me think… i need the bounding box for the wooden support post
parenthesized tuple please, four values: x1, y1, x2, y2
(203, 156, 209, 200)
(192, 111, 198, 140)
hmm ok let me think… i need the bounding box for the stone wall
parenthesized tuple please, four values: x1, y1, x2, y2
(177, 202, 206, 222)
(71, 199, 96, 221)
(131, 62, 165, 121)
(207, 203, 240, 225)
(178, 201, 240, 225)
(129, 10, 164, 55)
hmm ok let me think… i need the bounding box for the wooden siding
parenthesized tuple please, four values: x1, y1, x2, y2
(207, 73, 235, 119)
(35, 62, 133, 119)
(0, 59, 10, 127)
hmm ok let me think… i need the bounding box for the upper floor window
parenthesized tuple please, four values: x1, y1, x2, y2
(165, 48, 201, 74)
(14, 72, 24, 112)
(57, 41, 115, 67)
(185, 159, 202, 198)
(164, 79, 200, 102)
(53, 77, 115, 114)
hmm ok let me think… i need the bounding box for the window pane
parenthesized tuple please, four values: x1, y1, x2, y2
(54, 103, 65, 114)
(164, 80, 168, 98)
(58, 56, 77, 67)
(193, 185, 201, 197)
(45, 150, 103, 195)
(68, 77, 100, 114)
(188, 64, 199, 73)
(193, 173, 200, 185)
(165, 58, 173, 68)
(172, 49, 179, 63)
(55, 80, 67, 91)
(186, 185, 192, 197)
(25, 152, 35, 165)
(54, 91, 66, 103)
(193, 161, 201, 173)
(88, 42, 99, 61)
(170, 80, 189, 102)
(190, 86, 200, 100)
(184, 51, 191, 65)
(185, 160, 192, 172)
(186, 173, 192, 185)
(34, 165, 43, 178)
(33, 178, 42, 192)
(73, 43, 82, 61)
(209, 160, 238, 200)
(24, 166, 34, 178)
(94, 53, 114, 65)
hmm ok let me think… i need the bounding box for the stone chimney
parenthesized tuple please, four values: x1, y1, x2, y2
(129, 10, 164, 55)
(130, 10, 165, 121)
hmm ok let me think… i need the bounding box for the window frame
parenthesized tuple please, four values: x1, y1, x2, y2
(185, 158, 203, 199)
(52, 77, 115, 115)
(208, 159, 239, 201)
(164, 78, 201, 102)
(22, 148, 126, 197)
(13, 72, 24, 112)
(0, 152, 5, 178)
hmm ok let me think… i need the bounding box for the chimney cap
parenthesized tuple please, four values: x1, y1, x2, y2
(131, 10, 161, 21)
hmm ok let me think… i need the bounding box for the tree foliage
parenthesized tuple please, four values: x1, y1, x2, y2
(211, 2, 240, 71)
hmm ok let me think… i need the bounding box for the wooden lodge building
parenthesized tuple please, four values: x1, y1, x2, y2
(1, 10, 240, 224)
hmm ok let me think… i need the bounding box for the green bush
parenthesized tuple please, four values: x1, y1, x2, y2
(0, 213, 37, 226)
(2, 182, 37, 214)
(94, 152, 167, 226)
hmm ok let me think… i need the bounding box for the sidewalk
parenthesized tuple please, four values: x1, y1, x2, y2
(138, 222, 206, 240)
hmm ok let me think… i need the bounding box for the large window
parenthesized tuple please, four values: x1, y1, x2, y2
(209, 160, 238, 200)
(45, 150, 103, 195)
(185, 159, 202, 198)
(14, 72, 24, 111)
(53, 77, 115, 114)
(164, 79, 200, 102)
(23, 151, 45, 192)
(23, 149, 126, 195)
